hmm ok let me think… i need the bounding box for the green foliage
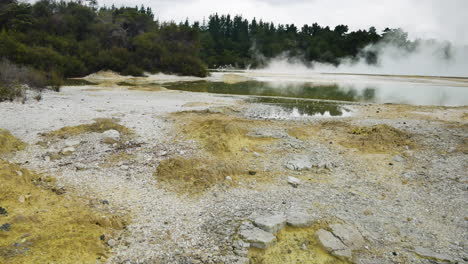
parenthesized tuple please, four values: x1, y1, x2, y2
(0, 0, 208, 78)
(121, 64, 144, 77)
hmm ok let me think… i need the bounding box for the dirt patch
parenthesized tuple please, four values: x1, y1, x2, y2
(155, 112, 280, 194)
(339, 125, 414, 153)
(42, 118, 132, 139)
(249, 223, 350, 264)
(156, 156, 245, 194)
(0, 129, 26, 155)
(173, 112, 275, 156)
(0, 160, 125, 264)
(100, 152, 136, 168)
(288, 126, 320, 140)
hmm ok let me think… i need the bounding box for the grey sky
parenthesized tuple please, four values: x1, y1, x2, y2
(29, 0, 468, 44)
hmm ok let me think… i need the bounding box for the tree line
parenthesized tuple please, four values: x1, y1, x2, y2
(0, 0, 414, 83)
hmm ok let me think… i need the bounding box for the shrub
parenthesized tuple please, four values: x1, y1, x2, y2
(48, 70, 63, 92)
(0, 59, 62, 101)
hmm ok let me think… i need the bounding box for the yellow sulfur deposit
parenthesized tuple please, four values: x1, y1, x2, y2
(0, 160, 124, 264)
(249, 224, 351, 264)
(42, 118, 132, 139)
(0, 129, 26, 155)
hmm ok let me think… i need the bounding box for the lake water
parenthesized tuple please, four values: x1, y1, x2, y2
(164, 71, 468, 107)
(68, 71, 468, 119)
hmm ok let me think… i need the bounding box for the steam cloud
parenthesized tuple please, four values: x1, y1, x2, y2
(259, 40, 468, 78)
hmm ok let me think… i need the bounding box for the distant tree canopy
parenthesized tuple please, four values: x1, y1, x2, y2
(0, 0, 412, 78)
(0, 0, 207, 77)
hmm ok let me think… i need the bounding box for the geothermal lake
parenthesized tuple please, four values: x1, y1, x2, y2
(71, 70, 468, 118)
(166, 71, 468, 106)
(160, 71, 468, 118)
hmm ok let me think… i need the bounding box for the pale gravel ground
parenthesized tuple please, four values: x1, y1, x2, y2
(0, 85, 467, 264)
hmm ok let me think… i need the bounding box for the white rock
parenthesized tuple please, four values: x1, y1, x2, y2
(103, 129, 120, 140)
(315, 229, 352, 260)
(75, 163, 87, 170)
(393, 155, 405, 162)
(65, 139, 80, 147)
(120, 165, 129, 170)
(239, 227, 277, 249)
(107, 239, 117, 247)
(286, 211, 315, 227)
(329, 223, 365, 250)
(61, 147, 76, 154)
(285, 155, 312, 171)
(226, 176, 233, 181)
(253, 214, 286, 233)
(287, 176, 301, 187)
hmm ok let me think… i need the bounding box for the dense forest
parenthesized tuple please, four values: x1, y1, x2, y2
(0, 0, 414, 82)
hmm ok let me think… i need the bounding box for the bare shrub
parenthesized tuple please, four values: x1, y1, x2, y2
(0, 59, 56, 102)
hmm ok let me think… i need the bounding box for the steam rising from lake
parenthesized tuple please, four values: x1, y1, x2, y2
(258, 40, 468, 78)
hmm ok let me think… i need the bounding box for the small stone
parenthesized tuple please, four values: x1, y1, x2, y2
(64, 140, 80, 147)
(301, 243, 307, 250)
(120, 165, 129, 170)
(61, 147, 75, 155)
(241, 147, 250, 152)
(107, 239, 117, 247)
(393, 155, 404, 162)
(253, 214, 286, 233)
(248, 171, 257, 176)
(75, 163, 86, 170)
(18, 196, 25, 203)
(402, 172, 413, 179)
(239, 227, 277, 249)
(102, 129, 120, 141)
(286, 211, 314, 227)
(102, 137, 118, 145)
(253, 152, 261, 157)
(44, 156, 51, 162)
(15, 170, 23, 176)
(101, 200, 109, 205)
(287, 176, 301, 188)
(226, 176, 233, 181)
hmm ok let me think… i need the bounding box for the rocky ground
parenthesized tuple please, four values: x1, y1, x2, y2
(0, 82, 467, 264)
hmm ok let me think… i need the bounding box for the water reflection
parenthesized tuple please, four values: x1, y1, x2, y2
(163, 75, 468, 106)
(163, 81, 375, 102)
(246, 97, 351, 119)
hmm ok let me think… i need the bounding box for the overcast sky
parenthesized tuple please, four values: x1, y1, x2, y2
(29, 0, 468, 44)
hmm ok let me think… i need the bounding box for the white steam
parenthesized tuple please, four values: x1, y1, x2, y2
(258, 40, 468, 78)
